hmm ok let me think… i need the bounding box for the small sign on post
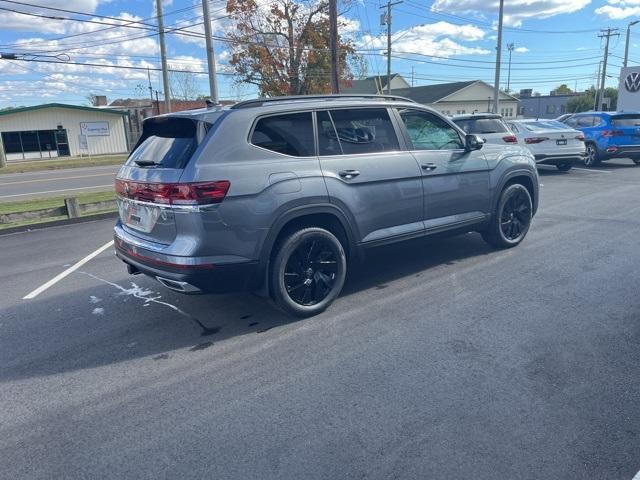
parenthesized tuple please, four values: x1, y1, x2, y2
(78, 134, 90, 158)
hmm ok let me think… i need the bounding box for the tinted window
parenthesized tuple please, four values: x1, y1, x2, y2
(576, 116, 595, 127)
(1, 132, 21, 154)
(317, 111, 342, 156)
(564, 117, 578, 127)
(454, 118, 508, 134)
(328, 108, 399, 154)
(251, 112, 314, 157)
(128, 117, 203, 169)
(399, 109, 463, 150)
(611, 115, 640, 127)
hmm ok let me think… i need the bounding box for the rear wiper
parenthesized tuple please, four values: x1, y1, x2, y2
(134, 159, 161, 167)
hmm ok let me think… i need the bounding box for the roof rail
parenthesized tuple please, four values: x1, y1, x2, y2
(230, 94, 416, 109)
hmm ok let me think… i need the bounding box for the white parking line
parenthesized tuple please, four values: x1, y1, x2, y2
(572, 167, 611, 173)
(633, 470, 640, 480)
(0, 185, 113, 199)
(23, 240, 114, 300)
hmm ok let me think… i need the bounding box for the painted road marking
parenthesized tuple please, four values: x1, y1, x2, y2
(0, 185, 113, 199)
(0, 172, 115, 186)
(572, 167, 611, 173)
(23, 240, 114, 300)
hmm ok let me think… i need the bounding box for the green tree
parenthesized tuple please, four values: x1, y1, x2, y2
(566, 86, 596, 113)
(553, 84, 573, 94)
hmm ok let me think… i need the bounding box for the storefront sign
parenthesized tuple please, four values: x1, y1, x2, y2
(80, 121, 110, 137)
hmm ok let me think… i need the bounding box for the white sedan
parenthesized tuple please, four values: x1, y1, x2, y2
(506, 119, 586, 171)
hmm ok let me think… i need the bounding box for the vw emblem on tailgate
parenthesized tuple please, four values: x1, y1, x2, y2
(625, 72, 640, 92)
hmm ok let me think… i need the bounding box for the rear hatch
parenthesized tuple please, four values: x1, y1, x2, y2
(609, 114, 640, 145)
(452, 116, 517, 145)
(115, 115, 213, 245)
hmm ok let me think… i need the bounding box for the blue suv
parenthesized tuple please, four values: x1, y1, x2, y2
(563, 112, 640, 167)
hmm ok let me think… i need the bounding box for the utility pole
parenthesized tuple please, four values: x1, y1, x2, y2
(329, 0, 339, 94)
(147, 68, 154, 107)
(594, 61, 602, 111)
(624, 20, 639, 68)
(155, 0, 171, 113)
(411, 66, 415, 87)
(506, 42, 515, 93)
(380, 0, 403, 94)
(202, 0, 219, 103)
(597, 28, 619, 111)
(493, 0, 505, 114)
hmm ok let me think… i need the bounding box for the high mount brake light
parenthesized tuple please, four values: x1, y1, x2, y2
(115, 179, 230, 206)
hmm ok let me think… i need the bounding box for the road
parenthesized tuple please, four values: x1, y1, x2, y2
(1, 161, 640, 479)
(0, 164, 120, 202)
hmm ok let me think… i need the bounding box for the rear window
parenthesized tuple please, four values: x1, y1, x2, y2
(128, 117, 206, 169)
(611, 115, 640, 127)
(454, 118, 508, 134)
(521, 120, 569, 132)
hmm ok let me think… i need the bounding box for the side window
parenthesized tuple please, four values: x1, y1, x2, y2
(317, 110, 342, 156)
(593, 116, 605, 127)
(564, 117, 577, 127)
(576, 116, 594, 128)
(327, 108, 399, 154)
(398, 109, 464, 150)
(251, 112, 315, 157)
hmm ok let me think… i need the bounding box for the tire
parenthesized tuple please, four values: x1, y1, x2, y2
(556, 162, 573, 172)
(482, 183, 533, 249)
(270, 227, 347, 317)
(584, 143, 600, 167)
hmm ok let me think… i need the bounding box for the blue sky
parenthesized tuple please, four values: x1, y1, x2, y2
(0, 0, 638, 108)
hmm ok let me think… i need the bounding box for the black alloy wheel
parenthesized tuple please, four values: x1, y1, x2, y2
(271, 227, 346, 317)
(500, 188, 532, 242)
(482, 183, 533, 248)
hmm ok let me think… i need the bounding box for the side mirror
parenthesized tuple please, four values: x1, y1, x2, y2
(465, 134, 485, 152)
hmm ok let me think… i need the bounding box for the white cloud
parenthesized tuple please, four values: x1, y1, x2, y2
(596, 1, 640, 19)
(0, 0, 100, 33)
(431, 0, 591, 27)
(360, 21, 490, 58)
(514, 46, 529, 53)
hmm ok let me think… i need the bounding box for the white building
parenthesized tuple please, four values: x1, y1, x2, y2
(391, 79, 520, 118)
(0, 103, 129, 161)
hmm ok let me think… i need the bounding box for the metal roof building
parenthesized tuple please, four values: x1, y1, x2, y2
(0, 103, 128, 162)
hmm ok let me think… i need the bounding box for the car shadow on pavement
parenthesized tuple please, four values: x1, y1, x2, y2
(0, 233, 495, 382)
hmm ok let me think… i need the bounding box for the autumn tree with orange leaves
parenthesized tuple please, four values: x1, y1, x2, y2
(226, 0, 356, 96)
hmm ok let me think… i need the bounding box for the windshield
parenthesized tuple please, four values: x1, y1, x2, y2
(454, 118, 508, 134)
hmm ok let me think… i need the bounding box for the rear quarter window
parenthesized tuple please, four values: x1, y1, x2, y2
(251, 112, 315, 157)
(611, 115, 640, 127)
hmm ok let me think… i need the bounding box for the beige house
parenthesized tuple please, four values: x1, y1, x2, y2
(0, 103, 128, 161)
(391, 80, 520, 118)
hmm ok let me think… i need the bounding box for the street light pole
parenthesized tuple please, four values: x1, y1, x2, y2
(624, 20, 639, 68)
(493, 0, 505, 114)
(506, 42, 515, 93)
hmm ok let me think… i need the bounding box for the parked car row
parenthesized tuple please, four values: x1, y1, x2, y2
(451, 111, 640, 171)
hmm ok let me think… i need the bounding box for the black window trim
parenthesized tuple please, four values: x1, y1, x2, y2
(393, 107, 465, 152)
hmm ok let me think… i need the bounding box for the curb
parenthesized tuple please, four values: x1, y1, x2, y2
(0, 211, 118, 236)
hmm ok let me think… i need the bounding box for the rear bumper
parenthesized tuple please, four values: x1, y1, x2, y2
(599, 145, 640, 159)
(534, 153, 585, 165)
(114, 225, 259, 294)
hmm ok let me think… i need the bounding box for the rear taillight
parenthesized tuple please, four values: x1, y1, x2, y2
(524, 137, 549, 144)
(502, 135, 518, 143)
(575, 134, 585, 141)
(601, 130, 623, 137)
(115, 179, 230, 206)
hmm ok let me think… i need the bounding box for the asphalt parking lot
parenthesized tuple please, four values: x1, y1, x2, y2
(2, 160, 640, 479)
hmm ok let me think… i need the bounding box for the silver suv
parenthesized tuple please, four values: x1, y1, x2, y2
(114, 95, 539, 317)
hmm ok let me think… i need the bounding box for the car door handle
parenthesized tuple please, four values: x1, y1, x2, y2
(339, 170, 360, 179)
(421, 163, 437, 171)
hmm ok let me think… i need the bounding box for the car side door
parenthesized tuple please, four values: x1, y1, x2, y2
(317, 107, 424, 244)
(394, 108, 491, 230)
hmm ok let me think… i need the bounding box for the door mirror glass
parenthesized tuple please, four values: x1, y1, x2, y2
(465, 134, 485, 151)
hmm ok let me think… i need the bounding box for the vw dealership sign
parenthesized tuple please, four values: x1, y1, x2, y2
(618, 67, 640, 111)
